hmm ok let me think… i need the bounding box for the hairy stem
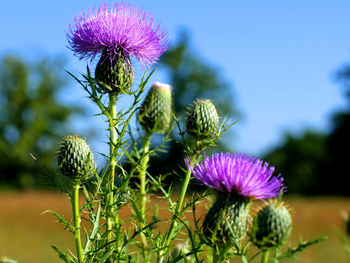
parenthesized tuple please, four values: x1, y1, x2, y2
(107, 93, 118, 248)
(72, 183, 83, 263)
(160, 154, 197, 261)
(261, 250, 270, 263)
(139, 133, 152, 250)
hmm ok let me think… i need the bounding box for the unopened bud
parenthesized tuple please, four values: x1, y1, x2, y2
(139, 82, 172, 133)
(251, 202, 292, 249)
(186, 99, 219, 139)
(57, 135, 94, 181)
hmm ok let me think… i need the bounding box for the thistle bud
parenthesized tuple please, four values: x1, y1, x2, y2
(202, 192, 251, 246)
(251, 202, 292, 249)
(95, 50, 134, 94)
(139, 82, 172, 133)
(186, 99, 219, 139)
(57, 135, 94, 181)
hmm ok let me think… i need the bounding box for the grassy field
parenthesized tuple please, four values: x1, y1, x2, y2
(0, 191, 349, 263)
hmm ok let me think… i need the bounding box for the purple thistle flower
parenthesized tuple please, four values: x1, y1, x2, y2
(67, 2, 169, 65)
(185, 152, 284, 200)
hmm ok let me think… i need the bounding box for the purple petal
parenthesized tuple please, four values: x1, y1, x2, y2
(67, 2, 170, 65)
(185, 152, 285, 200)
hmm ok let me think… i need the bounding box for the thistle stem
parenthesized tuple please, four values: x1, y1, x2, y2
(175, 160, 194, 216)
(72, 183, 83, 263)
(139, 133, 152, 254)
(107, 93, 118, 247)
(260, 250, 270, 263)
(212, 249, 219, 263)
(160, 154, 197, 261)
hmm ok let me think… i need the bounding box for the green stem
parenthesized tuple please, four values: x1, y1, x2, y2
(260, 250, 270, 263)
(139, 133, 152, 257)
(212, 249, 219, 263)
(72, 183, 83, 263)
(107, 93, 118, 247)
(160, 154, 197, 262)
(175, 164, 193, 216)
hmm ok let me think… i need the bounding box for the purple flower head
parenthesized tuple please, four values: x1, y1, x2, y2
(185, 152, 285, 200)
(67, 2, 169, 65)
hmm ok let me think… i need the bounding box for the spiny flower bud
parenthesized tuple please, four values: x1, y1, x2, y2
(57, 135, 94, 181)
(95, 50, 134, 94)
(202, 192, 251, 246)
(251, 202, 292, 249)
(139, 82, 172, 133)
(186, 99, 219, 139)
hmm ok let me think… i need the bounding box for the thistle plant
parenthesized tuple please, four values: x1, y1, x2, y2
(67, 2, 169, 254)
(137, 82, 172, 250)
(43, 2, 326, 263)
(56, 135, 95, 263)
(185, 153, 284, 262)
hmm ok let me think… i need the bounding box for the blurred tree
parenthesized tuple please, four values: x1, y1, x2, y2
(146, 31, 239, 184)
(263, 131, 327, 195)
(263, 62, 350, 196)
(323, 65, 350, 195)
(0, 55, 82, 188)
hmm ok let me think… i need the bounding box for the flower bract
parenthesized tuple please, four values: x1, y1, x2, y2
(186, 152, 284, 199)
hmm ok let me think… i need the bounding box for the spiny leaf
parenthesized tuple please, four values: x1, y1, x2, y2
(273, 236, 327, 260)
(51, 245, 75, 263)
(43, 210, 73, 231)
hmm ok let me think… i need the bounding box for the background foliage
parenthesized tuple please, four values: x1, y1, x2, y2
(263, 62, 350, 195)
(0, 55, 83, 188)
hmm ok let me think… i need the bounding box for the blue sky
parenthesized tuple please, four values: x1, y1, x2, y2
(2, 0, 350, 158)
